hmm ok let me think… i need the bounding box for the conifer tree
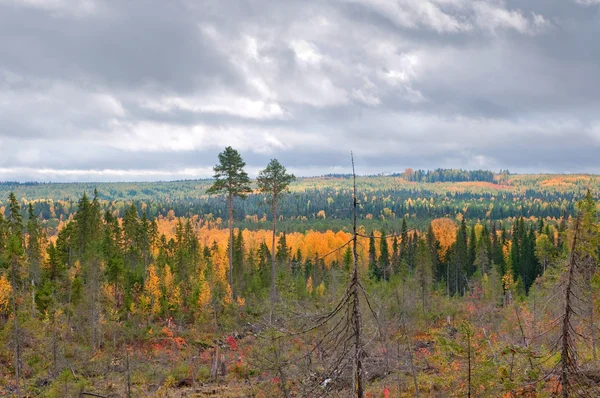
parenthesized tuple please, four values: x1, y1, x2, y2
(342, 245, 353, 273)
(26, 203, 43, 294)
(275, 232, 290, 265)
(4, 193, 24, 396)
(379, 229, 390, 280)
(399, 218, 408, 265)
(257, 158, 295, 301)
(425, 223, 442, 280)
(103, 211, 124, 306)
(453, 218, 468, 295)
(467, 225, 477, 277)
(391, 235, 400, 275)
(207, 147, 251, 299)
(0, 212, 6, 259)
(415, 239, 433, 312)
(368, 231, 378, 280)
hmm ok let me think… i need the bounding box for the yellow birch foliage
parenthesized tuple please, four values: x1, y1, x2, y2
(197, 270, 211, 309)
(306, 276, 314, 294)
(0, 274, 12, 315)
(316, 282, 325, 297)
(164, 265, 182, 311)
(224, 284, 233, 305)
(146, 264, 162, 316)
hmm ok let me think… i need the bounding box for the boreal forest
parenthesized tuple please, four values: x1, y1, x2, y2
(2, 148, 600, 397)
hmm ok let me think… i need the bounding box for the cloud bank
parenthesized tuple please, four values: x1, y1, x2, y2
(1, 0, 599, 181)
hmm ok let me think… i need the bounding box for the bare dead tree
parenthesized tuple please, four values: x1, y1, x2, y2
(555, 213, 600, 397)
(400, 313, 419, 397)
(251, 153, 371, 397)
(350, 152, 365, 398)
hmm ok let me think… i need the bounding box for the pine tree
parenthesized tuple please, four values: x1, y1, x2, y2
(257, 158, 295, 302)
(207, 147, 252, 299)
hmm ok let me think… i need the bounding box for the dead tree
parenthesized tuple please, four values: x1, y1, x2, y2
(350, 152, 365, 397)
(258, 153, 370, 397)
(556, 212, 600, 397)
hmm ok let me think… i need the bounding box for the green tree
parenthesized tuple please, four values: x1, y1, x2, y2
(207, 146, 252, 299)
(368, 231, 379, 280)
(453, 218, 468, 295)
(275, 232, 290, 265)
(3, 193, 24, 396)
(391, 235, 400, 275)
(379, 229, 390, 280)
(26, 203, 44, 299)
(415, 239, 433, 312)
(257, 158, 295, 300)
(103, 211, 124, 307)
(467, 225, 477, 277)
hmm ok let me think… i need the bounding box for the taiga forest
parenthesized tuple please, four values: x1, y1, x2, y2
(3, 0, 600, 396)
(2, 151, 600, 396)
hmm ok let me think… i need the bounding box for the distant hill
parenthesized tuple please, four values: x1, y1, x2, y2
(1, 171, 599, 235)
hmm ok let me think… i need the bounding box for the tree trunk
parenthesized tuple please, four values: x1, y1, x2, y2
(13, 292, 21, 398)
(11, 255, 21, 398)
(228, 193, 235, 300)
(467, 329, 471, 398)
(561, 215, 580, 398)
(52, 314, 58, 377)
(591, 289, 597, 363)
(446, 262, 450, 298)
(271, 196, 277, 302)
(402, 315, 419, 397)
(351, 153, 364, 398)
(126, 348, 131, 398)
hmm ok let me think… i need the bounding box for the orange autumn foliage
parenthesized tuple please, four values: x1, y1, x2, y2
(430, 218, 457, 260)
(152, 216, 367, 269)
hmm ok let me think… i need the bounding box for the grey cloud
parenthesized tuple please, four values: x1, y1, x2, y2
(1, 0, 600, 181)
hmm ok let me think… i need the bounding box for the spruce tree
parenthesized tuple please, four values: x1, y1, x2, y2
(391, 235, 399, 275)
(368, 231, 378, 280)
(453, 218, 468, 295)
(467, 225, 477, 277)
(426, 223, 442, 282)
(379, 229, 390, 280)
(399, 218, 408, 265)
(26, 203, 43, 294)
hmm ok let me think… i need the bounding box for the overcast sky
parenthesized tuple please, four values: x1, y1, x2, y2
(1, 0, 600, 181)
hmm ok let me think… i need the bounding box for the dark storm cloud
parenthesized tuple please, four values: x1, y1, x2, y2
(1, 0, 600, 181)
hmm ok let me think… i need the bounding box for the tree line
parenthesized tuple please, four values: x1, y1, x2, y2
(1, 147, 599, 396)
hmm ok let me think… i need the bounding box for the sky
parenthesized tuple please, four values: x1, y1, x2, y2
(1, 0, 600, 182)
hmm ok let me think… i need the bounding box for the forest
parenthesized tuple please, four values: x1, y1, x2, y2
(1, 149, 600, 397)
